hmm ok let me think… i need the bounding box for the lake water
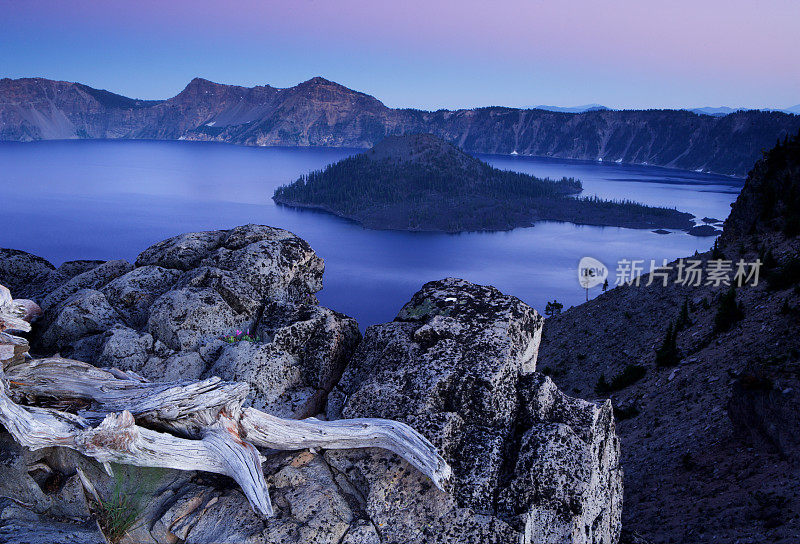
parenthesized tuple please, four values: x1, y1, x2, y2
(0, 140, 743, 327)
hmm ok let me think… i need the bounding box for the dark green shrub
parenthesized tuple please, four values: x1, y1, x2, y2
(676, 298, 691, 330)
(545, 300, 564, 316)
(714, 286, 744, 332)
(595, 374, 611, 393)
(711, 239, 725, 260)
(655, 322, 680, 367)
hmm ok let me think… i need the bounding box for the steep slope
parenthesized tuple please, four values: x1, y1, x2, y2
(0, 77, 159, 140)
(273, 133, 694, 232)
(190, 76, 399, 147)
(537, 131, 800, 543)
(2, 76, 800, 176)
(133, 77, 282, 140)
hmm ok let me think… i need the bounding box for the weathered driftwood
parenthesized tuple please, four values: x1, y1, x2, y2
(0, 284, 40, 333)
(0, 382, 273, 515)
(241, 409, 452, 488)
(6, 357, 249, 434)
(0, 284, 450, 516)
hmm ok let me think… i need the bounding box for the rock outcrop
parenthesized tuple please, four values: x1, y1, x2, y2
(3, 224, 360, 418)
(1, 229, 622, 544)
(108, 278, 620, 544)
(326, 279, 621, 544)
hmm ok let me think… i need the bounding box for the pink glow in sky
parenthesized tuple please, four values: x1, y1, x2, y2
(1, 0, 798, 109)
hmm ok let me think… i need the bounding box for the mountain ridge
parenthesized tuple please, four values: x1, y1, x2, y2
(2, 76, 800, 176)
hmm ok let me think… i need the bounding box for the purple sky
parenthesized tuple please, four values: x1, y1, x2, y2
(2, 0, 798, 110)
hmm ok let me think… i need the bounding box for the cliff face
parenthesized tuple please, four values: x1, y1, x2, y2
(537, 133, 800, 543)
(721, 131, 800, 241)
(3, 76, 800, 176)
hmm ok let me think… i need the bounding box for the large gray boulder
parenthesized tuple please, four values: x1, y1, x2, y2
(325, 278, 621, 544)
(4, 224, 360, 420)
(0, 248, 55, 297)
(39, 289, 122, 352)
(40, 259, 133, 312)
(135, 224, 324, 301)
(100, 265, 181, 328)
(133, 278, 621, 544)
(1, 236, 621, 544)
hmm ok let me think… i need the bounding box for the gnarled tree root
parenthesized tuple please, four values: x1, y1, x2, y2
(0, 285, 450, 517)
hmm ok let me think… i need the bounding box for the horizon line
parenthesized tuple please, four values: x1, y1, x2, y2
(3, 74, 799, 114)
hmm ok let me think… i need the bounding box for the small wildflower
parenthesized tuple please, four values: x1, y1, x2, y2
(220, 329, 260, 343)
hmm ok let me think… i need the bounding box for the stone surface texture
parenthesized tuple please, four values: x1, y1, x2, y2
(0, 229, 621, 544)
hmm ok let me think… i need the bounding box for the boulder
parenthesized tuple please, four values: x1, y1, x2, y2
(207, 302, 359, 417)
(39, 289, 122, 352)
(0, 248, 55, 297)
(135, 230, 226, 271)
(143, 350, 207, 382)
(501, 374, 622, 543)
(147, 287, 239, 352)
(7, 225, 359, 421)
(100, 265, 181, 328)
(138, 278, 619, 544)
(326, 278, 621, 544)
(97, 325, 154, 371)
(40, 259, 133, 312)
(136, 224, 324, 302)
(328, 278, 544, 509)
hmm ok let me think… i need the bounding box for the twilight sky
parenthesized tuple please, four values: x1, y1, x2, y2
(1, 0, 798, 110)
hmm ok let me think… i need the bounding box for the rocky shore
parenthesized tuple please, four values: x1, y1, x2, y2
(0, 224, 622, 544)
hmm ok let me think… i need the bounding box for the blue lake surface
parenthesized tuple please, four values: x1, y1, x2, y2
(0, 140, 743, 326)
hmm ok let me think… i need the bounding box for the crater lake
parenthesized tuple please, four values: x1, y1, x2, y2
(0, 140, 743, 326)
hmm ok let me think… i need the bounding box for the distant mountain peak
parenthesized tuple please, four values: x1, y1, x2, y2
(533, 104, 609, 113)
(301, 76, 335, 86)
(1, 75, 799, 176)
(182, 77, 223, 90)
(691, 105, 800, 116)
(294, 76, 362, 95)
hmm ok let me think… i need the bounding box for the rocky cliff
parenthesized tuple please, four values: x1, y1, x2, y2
(537, 131, 800, 543)
(0, 225, 622, 543)
(3, 76, 799, 176)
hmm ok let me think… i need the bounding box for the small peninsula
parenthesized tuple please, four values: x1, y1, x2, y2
(273, 134, 695, 232)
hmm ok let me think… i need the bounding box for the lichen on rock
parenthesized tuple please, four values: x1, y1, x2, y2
(0, 228, 621, 544)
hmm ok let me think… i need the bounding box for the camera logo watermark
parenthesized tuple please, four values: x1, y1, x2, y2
(578, 257, 609, 288)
